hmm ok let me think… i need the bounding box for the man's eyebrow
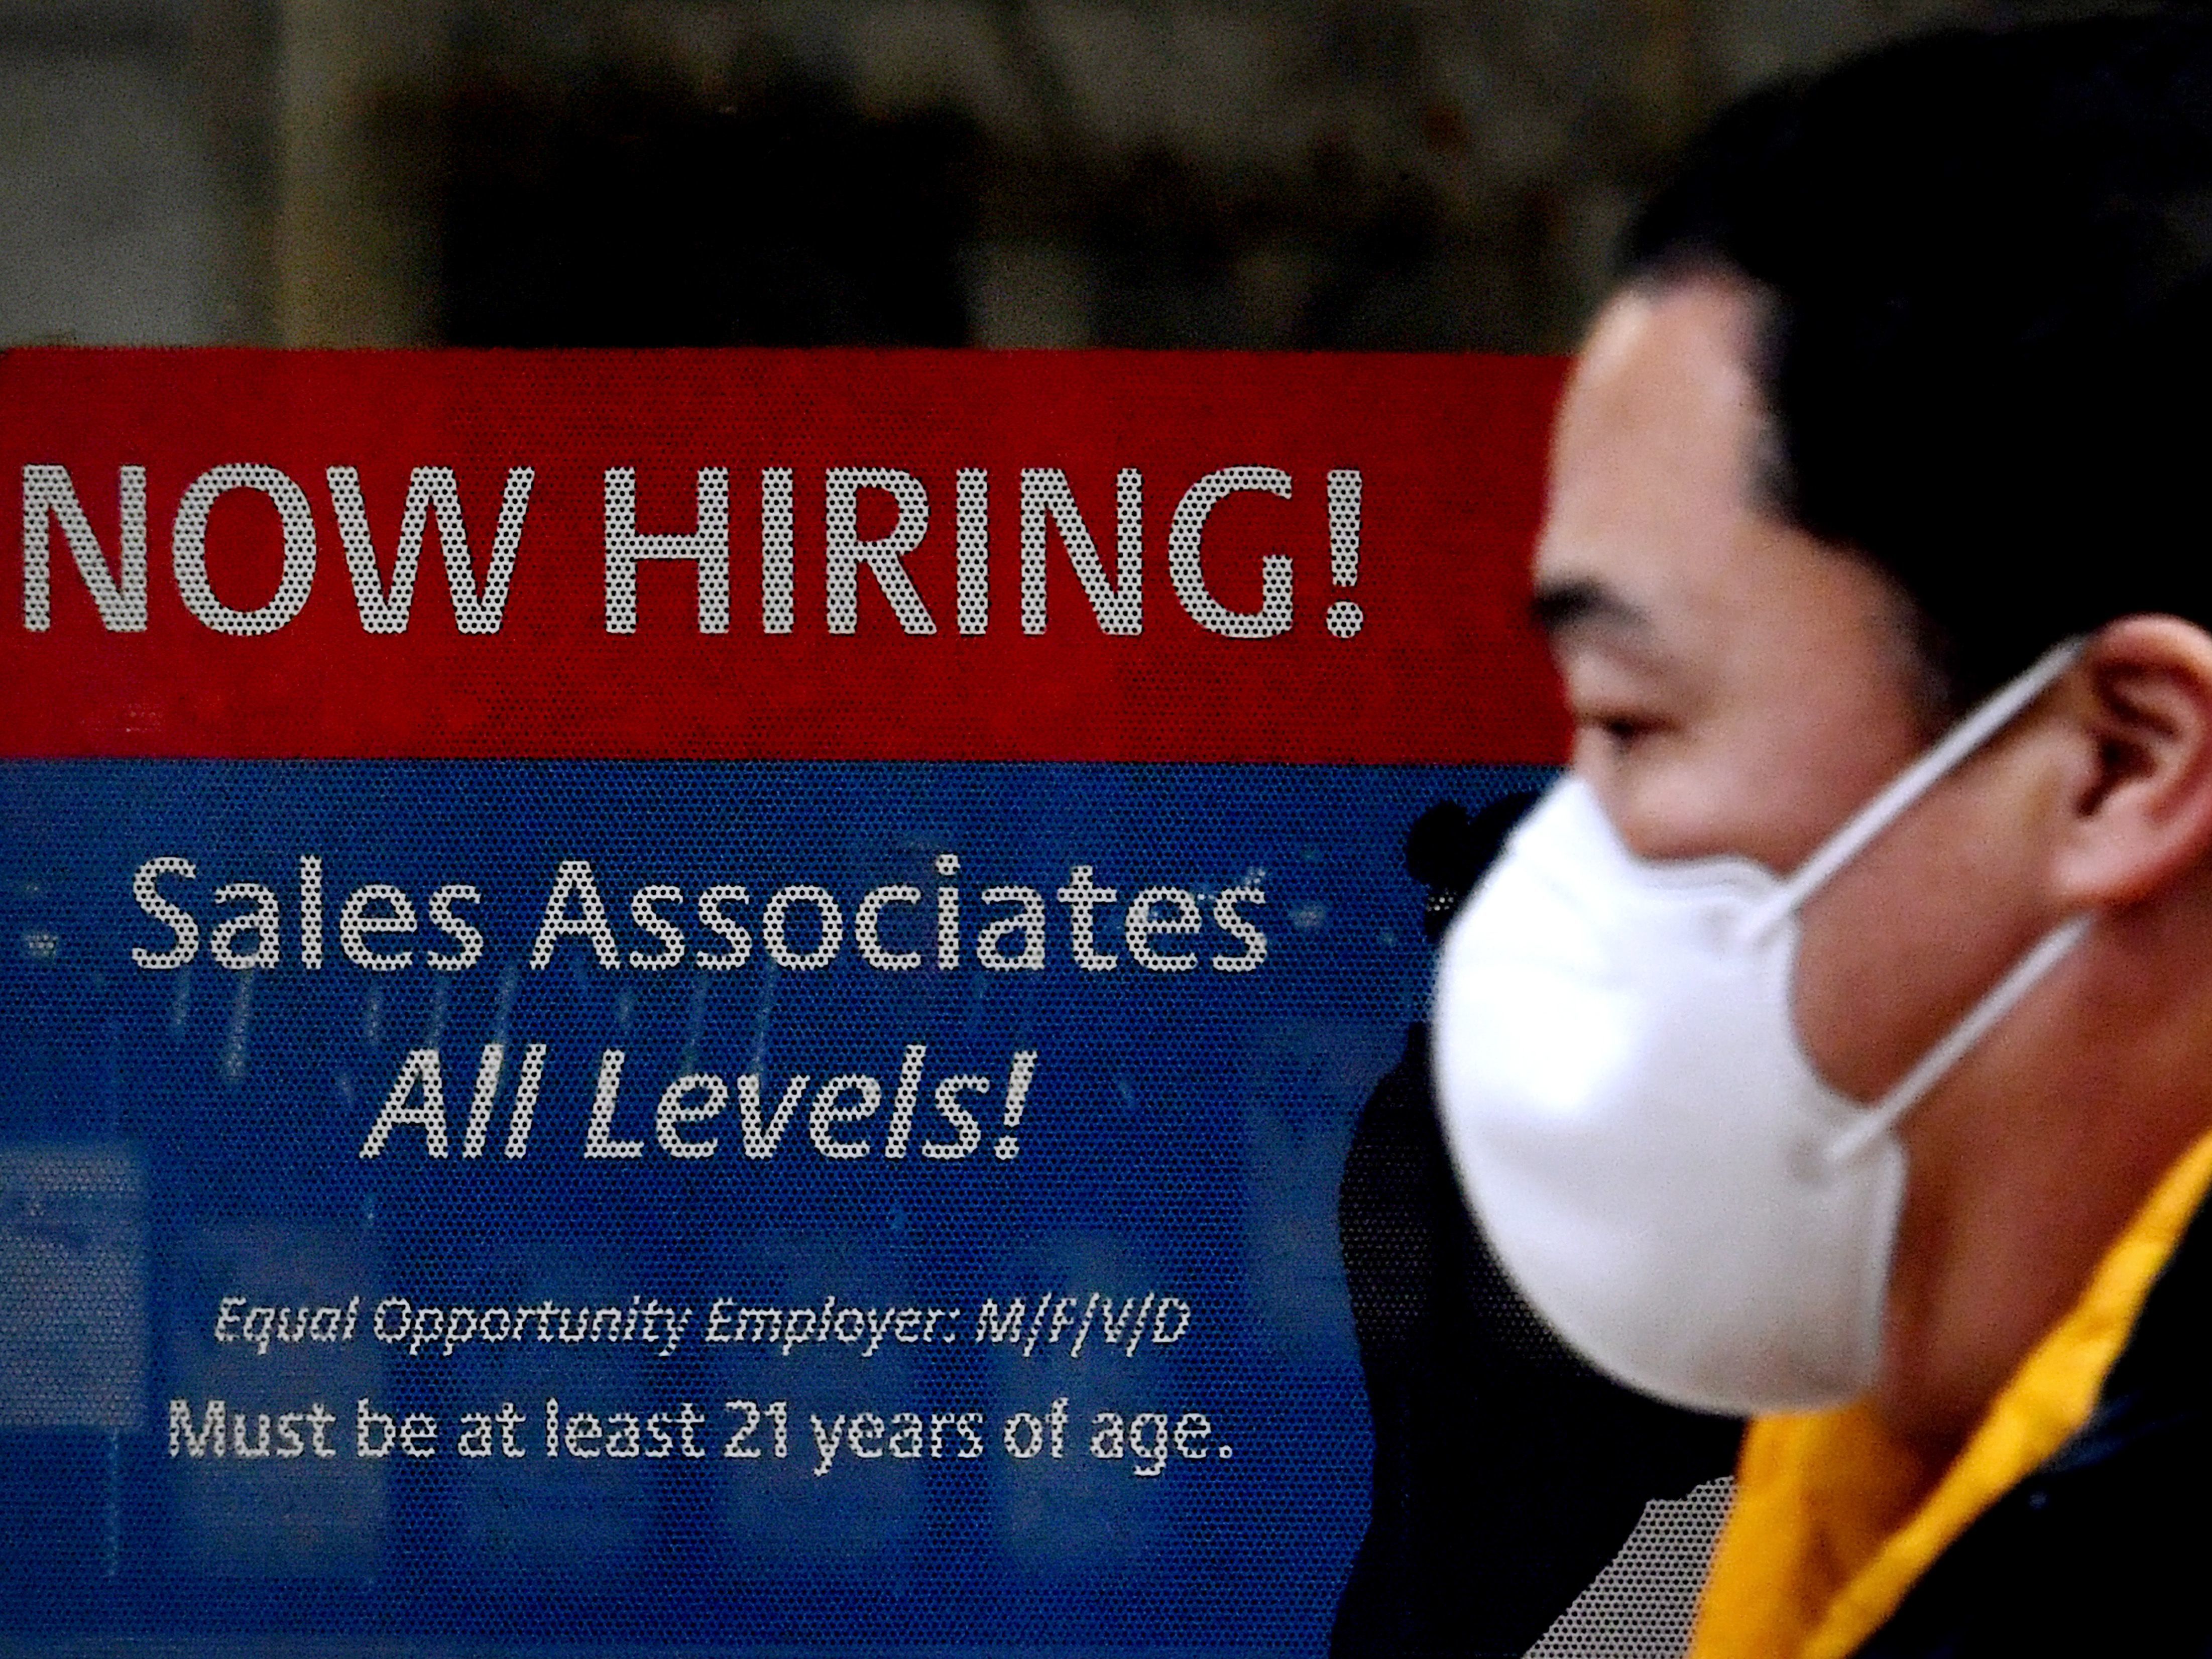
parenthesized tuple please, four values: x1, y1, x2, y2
(1528, 578, 1649, 638)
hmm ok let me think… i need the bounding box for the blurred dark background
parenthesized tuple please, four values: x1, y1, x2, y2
(0, 0, 2143, 351)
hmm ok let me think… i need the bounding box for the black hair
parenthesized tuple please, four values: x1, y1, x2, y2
(1627, 13, 2212, 710)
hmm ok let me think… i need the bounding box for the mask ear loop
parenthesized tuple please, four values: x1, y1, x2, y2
(1743, 635, 2088, 942)
(1724, 635, 2090, 1168)
(1823, 912, 2091, 1166)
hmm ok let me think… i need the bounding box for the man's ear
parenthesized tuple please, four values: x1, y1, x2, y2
(2050, 617, 2212, 907)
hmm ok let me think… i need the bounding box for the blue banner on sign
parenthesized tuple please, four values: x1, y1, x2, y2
(0, 761, 1542, 1651)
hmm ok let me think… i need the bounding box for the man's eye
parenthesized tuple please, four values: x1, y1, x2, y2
(1590, 715, 1657, 747)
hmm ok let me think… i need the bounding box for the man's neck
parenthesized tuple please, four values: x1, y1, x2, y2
(1872, 907, 2212, 1459)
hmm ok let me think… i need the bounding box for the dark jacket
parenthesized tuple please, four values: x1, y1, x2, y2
(1858, 1186, 2212, 1656)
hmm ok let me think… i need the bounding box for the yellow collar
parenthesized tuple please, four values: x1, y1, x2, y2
(1688, 1123, 2212, 1659)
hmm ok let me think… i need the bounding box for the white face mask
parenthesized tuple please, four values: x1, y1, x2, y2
(1431, 640, 2090, 1415)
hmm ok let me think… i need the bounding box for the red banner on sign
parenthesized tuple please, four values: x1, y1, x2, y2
(0, 349, 1566, 763)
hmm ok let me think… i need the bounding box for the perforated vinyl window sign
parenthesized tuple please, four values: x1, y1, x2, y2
(0, 349, 1735, 1657)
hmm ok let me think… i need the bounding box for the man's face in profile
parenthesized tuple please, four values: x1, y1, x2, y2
(1531, 272, 2063, 1114)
